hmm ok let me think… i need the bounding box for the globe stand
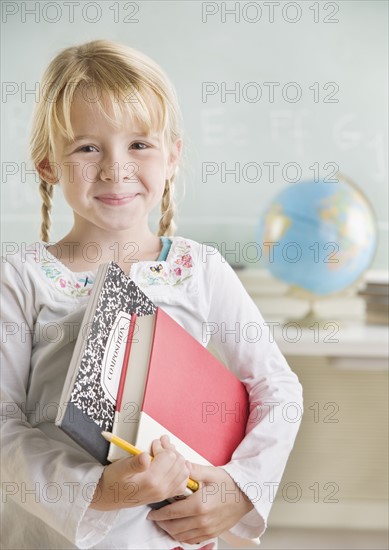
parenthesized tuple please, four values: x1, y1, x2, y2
(284, 316, 337, 331)
(284, 287, 343, 329)
(286, 305, 342, 329)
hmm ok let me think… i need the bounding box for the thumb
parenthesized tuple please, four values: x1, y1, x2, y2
(186, 461, 215, 482)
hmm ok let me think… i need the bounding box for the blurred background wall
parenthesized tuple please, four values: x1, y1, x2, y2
(1, 0, 388, 270)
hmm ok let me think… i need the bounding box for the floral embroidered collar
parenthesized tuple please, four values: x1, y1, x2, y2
(136, 238, 193, 287)
(33, 237, 193, 298)
(34, 247, 94, 298)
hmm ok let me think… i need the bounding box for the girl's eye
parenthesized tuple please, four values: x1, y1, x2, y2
(78, 145, 98, 153)
(131, 142, 148, 150)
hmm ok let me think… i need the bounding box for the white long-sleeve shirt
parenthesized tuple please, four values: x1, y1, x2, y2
(0, 236, 303, 549)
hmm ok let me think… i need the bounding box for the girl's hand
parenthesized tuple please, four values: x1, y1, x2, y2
(146, 463, 254, 545)
(89, 435, 190, 511)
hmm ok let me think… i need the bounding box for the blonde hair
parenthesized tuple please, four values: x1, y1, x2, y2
(29, 39, 183, 242)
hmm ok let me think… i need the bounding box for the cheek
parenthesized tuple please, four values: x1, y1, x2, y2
(59, 168, 89, 202)
(60, 159, 98, 186)
(60, 184, 80, 206)
(140, 161, 168, 188)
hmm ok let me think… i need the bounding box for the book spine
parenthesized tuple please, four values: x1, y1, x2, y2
(116, 313, 137, 413)
(56, 264, 109, 425)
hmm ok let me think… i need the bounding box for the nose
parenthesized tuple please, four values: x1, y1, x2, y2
(100, 157, 139, 184)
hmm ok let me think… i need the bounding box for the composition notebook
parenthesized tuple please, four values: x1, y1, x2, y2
(108, 307, 250, 466)
(55, 262, 156, 464)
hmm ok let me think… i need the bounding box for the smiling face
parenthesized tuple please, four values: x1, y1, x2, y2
(39, 90, 181, 239)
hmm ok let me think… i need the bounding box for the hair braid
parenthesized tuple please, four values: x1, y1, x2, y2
(39, 178, 53, 243)
(158, 177, 176, 237)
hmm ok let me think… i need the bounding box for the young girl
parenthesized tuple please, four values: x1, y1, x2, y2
(1, 40, 303, 550)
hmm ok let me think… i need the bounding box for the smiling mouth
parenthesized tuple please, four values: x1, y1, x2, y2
(95, 194, 139, 205)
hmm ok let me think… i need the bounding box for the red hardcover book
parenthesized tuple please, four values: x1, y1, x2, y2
(109, 307, 249, 466)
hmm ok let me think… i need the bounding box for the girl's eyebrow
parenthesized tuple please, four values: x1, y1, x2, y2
(63, 134, 98, 144)
(69, 132, 159, 142)
(72, 134, 96, 141)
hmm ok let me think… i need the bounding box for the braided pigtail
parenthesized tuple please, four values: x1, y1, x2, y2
(39, 178, 53, 243)
(158, 176, 176, 237)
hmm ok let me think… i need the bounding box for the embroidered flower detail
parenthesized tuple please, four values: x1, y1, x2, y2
(139, 239, 193, 287)
(40, 259, 94, 298)
(176, 254, 192, 269)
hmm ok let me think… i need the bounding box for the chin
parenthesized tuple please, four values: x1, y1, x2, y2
(102, 224, 136, 233)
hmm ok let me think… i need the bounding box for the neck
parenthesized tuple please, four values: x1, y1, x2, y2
(51, 221, 165, 271)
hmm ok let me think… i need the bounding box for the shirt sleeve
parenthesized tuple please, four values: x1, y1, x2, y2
(202, 246, 304, 542)
(0, 258, 120, 548)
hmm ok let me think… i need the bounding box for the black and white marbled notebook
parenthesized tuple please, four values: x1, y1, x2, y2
(56, 262, 156, 464)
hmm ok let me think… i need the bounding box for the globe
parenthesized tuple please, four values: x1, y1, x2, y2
(256, 175, 378, 296)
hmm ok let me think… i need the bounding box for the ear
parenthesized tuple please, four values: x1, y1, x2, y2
(35, 158, 60, 184)
(166, 139, 182, 180)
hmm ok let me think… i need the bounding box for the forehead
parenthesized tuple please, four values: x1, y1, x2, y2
(70, 94, 144, 132)
(55, 87, 163, 144)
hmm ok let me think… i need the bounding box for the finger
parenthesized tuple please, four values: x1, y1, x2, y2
(147, 494, 195, 521)
(156, 521, 213, 546)
(168, 463, 191, 496)
(168, 524, 213, 546)
(151, 438, 163, 456)
(152, 518, 188, 539)
(156, 451, 190, 496)
(160, 434, 175, 449)
(183, 533, 216, 546)
(186, 462, 214, 482)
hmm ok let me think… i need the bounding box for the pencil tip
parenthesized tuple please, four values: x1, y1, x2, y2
(101, 431, 111, 441)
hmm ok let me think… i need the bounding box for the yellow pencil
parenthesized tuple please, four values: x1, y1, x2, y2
(101, 431, 199, 492)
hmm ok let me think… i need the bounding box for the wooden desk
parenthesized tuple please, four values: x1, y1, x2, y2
(269, 322, 388, 530)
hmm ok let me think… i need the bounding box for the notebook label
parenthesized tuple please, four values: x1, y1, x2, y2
(101, 311, 132, 405)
